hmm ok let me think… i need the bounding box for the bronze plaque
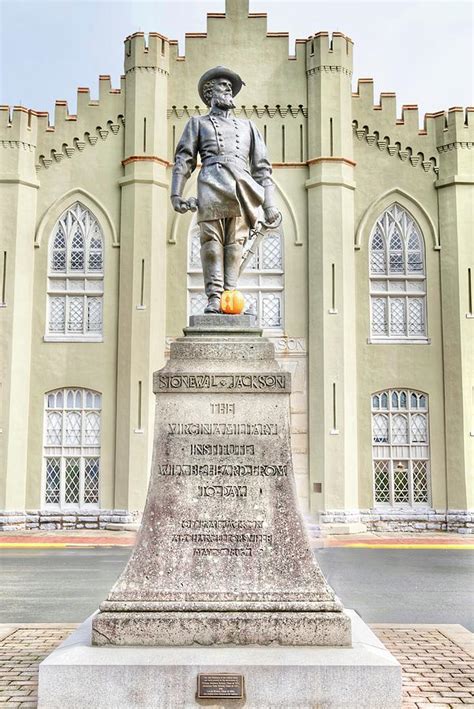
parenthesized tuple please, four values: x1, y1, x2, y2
(197, 673, 244, 699)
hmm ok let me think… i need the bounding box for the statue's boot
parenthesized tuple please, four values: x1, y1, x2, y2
(224, 243, 243, 290)
(201, 241, 224, 313)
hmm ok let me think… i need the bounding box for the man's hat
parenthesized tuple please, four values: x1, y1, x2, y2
(198, 66, 244, 105)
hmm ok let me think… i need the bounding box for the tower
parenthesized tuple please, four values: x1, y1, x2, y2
(114, 33, 170, 511)
(0, 107, 38, 517)
(305, 33, 359, 519)
(435, 107, 474, 513)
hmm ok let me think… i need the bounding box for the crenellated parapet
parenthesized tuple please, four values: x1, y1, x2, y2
(305, 31, 353, 77)
(124, 32, 170, 75)
(0, 75, 126, 172)
(352, 77, 474, 177)
(165, 0, 306, 109)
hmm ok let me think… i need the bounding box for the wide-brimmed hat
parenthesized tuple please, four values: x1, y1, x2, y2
(198, 66, 244, 105)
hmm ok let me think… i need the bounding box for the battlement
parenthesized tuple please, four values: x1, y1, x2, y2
(0, 105, 42, 143)
(306, 32, 353, 74)
(124, 32, 171, 73)
(0, 72, 126, 172)
(352, 78, 474, 149)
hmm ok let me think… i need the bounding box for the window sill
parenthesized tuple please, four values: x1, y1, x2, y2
(43, 335, 103, 343)
(367, 337, 431, 345)
(466, 314, 474, 319)
(371, 505, 433, 511)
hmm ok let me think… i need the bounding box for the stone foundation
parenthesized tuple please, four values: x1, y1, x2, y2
(0, 509, 138, 531)
(319, 509, 474, 534)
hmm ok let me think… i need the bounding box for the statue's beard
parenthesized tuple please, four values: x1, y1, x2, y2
(212, 93, 235, 110)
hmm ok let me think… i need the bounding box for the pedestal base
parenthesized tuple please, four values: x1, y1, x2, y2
(39, 610, 401, 708)
(92, 609, 351, 646)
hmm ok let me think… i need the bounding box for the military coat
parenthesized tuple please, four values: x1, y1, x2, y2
(171, 107, 274, 226)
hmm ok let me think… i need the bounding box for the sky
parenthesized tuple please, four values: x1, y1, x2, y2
(0, 0, 472, 125)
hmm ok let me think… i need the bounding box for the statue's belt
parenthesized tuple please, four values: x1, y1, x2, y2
(202, 155, 248, 168)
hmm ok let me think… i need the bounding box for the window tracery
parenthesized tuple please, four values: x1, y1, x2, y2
(369, 204, 426, 340)
(47, 202, 104, 340)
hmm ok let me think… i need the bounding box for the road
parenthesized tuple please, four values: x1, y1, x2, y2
(0, 547, 472, 629)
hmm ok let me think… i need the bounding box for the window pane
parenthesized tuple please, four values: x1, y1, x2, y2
(189, 225, 201, 268)
(407, 251, 423, 272)
(52, 250, 66, 272)
(87, 298, 102, 333)
(46, 412, 62, 445)
(65, 458, 80, 503)
(408, 299, 424, 335)
(390, 298, 406, 335)
(84, 412, 100, 445)
(53, 227, 66, 249)
(262, 233, 282, 270)
(45, 458, 61, 504)
(374, 460, 390, 503)
(370, 228, 386, 275)
(373, 414, 389, 443)
(88, 250, 103, 271)
(389, 251, 404, 273)
(49, 297, 66, 332)
(65, 411, 81, 445)
(411, 413, 427, 443)
(243, 292, 258, 315)
(84, 458, 100, 504)
(371, 298, 388, 335)
(262, 293, 281, 328)
(189, 293, 207, 316)
(412, 461, 428, 502)
(68, 297, 84, 332)
(393, 463, 409, 503)
(392, 414, 408, 444)
(407, 230, 421, 251)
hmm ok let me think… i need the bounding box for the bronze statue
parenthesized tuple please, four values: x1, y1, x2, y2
(171, 66, 279, 314)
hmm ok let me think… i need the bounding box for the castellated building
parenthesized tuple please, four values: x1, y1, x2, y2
(1, 0, 472, 533)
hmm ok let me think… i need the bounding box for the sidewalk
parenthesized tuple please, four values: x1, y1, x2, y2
(0, 529, 473, 549)
(0, 622, 473, 708)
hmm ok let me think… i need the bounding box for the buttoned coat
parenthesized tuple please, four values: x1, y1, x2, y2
(171, 108, 274, 226)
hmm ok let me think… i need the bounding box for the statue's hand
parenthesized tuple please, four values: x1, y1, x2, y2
(264, 206, 280, 225)
(171, 196, 190, 214)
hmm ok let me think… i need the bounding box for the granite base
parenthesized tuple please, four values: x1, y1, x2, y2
(38, 610, 401, 708)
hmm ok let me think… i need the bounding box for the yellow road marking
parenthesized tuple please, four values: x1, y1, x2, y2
(0, 543, 96, 549)
(342, 543, 474, 549)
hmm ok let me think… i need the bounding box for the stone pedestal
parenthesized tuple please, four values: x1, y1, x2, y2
(38, 611, 401, 709)
(93, 315, 351, 646)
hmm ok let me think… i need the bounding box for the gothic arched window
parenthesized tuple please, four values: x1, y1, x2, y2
(43, 388, 101, 508)
(47, 202, 104, 340)
(187, 216, 284, 329)
(369, 204, 426, 340)
(372, 389, 430, 506)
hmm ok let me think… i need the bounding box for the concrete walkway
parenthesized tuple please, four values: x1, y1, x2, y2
(0, 622, 473, 708)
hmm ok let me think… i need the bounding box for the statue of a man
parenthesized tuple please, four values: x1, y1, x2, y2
(171, 66, 279, 313)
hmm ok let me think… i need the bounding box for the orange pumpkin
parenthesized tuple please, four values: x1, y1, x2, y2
(220, 289, 245, 315)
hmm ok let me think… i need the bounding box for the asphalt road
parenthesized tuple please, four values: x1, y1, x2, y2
(0, 547, 473, 629)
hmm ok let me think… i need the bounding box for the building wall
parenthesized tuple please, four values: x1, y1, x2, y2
(0, 0, 472, 532)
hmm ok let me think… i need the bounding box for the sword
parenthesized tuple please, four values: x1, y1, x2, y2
(239, 211, 282, 277)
